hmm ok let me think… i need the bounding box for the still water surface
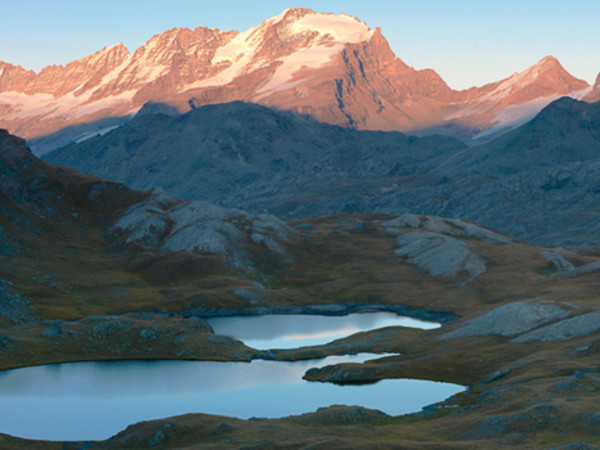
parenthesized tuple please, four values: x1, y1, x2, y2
(206, 312, 440, 349)
(0, 313, 460, 441)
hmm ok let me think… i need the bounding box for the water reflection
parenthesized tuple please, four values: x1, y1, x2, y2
(0, 356, 462, 441)
(206, 312, 439, 349)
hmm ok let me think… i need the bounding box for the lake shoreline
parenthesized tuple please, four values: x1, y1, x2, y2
(185, 303, 460, 325)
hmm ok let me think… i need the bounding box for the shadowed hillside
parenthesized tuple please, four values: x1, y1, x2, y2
(4, 128, 600, 447)
(44, 100, 465, 206)
(45, 98, 600, 245)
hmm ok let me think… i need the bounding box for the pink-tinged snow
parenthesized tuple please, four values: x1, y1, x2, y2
(287, 12, 369, 40)
(257, 14, 373, 96)
(446, 56, 591, 124)
(181, 11, 374, 94)
(96, 56, 133, 86)
(0, 92, 59, 119)
(476, 57, 556, 104)
(457, 56, 586, 111)
(180, 23, 265, 90)
(0, 89, 137, 121)
(572, 85, 593, 100)
(472, 86, 593, 140)
(105, 37, 170, 89)
(68, 91, 139, 119)
(82, 43, 129, 66)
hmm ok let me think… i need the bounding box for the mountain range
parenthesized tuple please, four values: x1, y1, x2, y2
(44, 97, 600, 246)
(1, 8, 597, 154)
(43, 101, 465, 206)
(3, 7, 600, 447)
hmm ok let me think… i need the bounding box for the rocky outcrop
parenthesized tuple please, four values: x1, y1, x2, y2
(392, 231, 487, 280)
(0, 130, 40, 201)
(513, 311, 600, 343)
(442, 294, 600, 343)
(551, 260, 600, 280)
(541, 247, 600, 279)
(112, 187, 293, 269)
(381, 214, 511, 245)
(441, 301, 572, 339)
(381, 214, 509, 281)
(540, 247, 575, 271)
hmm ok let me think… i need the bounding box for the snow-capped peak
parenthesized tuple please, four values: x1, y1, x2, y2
(268, 7, 315, 25)
(473, 55, 587, 106)
(2, 8, 590, 146)
(288, 11, 369, 42)
(264, 8, 370, 44)
(519, 55, 563, 79)
(183, 9, 374, 94)
(500, 56, 563, 90)
(252, 11, 372, 95)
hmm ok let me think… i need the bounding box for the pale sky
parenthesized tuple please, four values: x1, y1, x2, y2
(1, 0, 598, 90)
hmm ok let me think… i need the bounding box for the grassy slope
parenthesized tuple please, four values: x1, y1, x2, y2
(2, 207, 600, 447)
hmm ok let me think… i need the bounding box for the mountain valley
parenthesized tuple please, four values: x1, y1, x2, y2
(2, 126, 600, 446)
(1, 5, 600, 448)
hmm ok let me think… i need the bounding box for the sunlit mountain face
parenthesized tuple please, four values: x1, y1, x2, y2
(0, 7, 594, 155)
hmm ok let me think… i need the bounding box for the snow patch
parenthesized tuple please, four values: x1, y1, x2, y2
(255, 78, 307, 98)
(74, 125, 120, 144)
(471, 96, 562, 139)
(183, 24, 264, 90)
(0, 88, 136, 121)
(472, 86, 593, 140)
(572, 85, 593, 100)
(256, 15, 373, 96)
(181, 11, 373, 94)
(288, 12, 369, 41)
(96, 56, 133, 86)
(255, 45, 344, 96)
